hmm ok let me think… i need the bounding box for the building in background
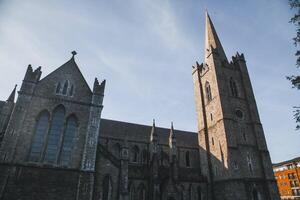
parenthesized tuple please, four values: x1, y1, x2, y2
(273, 157, 300, 199)
(0, 13, 280, 200)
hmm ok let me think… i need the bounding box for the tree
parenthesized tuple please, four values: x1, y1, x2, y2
(288, 0, 300, 129)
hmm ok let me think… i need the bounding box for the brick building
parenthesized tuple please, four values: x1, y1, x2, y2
(0, 13, 280, 200)
(273, 157, 300, 199)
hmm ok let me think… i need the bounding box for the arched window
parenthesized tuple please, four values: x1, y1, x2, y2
(59, 115, 77, 166)
(205, 82, 212, 102)
(230, 78, 239, 97)
(197, 186, 202, 200)
(56, 83, 61, 94)
(44, 105, 65, 163)
(69, 85, 74, 96)
(138, 184, 146, 200)
(102, 175, 112, 200)
(185, 151, 190, 167)
(141, 149, 148, 164)
(247, 153, 253, 174)
(129, 184, 135, 200)
(112, 143, 121, 158)
(62, 81, 68, 95)
(132, 146, 140, 163)
(252, 188, 259, 200)
(189, 184, 194, 200)
(29, 111, 50, 162)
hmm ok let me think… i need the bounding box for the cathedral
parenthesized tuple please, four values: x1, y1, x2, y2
(0, 13, 279, 200)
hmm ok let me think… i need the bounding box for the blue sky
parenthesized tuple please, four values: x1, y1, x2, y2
(0, 0, 299, 163)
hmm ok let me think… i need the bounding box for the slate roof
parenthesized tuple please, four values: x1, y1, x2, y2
(99, 118, 198, 148)
(273, 156, 300, 167)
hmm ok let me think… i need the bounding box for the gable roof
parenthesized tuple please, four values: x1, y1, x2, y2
(99, 118, 198, 148)
(39, 56, 92, 94)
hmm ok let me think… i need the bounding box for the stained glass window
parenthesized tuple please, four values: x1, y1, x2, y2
(29, 111, 49, 162)
(44, 105, 65, 163)
(60, 115, 77, 166)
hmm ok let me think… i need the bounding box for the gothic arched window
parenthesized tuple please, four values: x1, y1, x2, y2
(132, 146, 140, 163)
(185, 151, 190, 167)
(129, 184, 135, 200)
(59, 115, 77, 166)
(44, 105, 65, 163)
(197, 186, 202, 200)
(62, 80, 68, 95)
(141, 149, 148, 164)
(253, 188, 259, 200)
(29, 111, 50, 162)
(230, 78, 239, 97)
(69, 85, 74, 96)
(247, 153, 253, 174)
(102, 175, 112, 200)
(205, 82, 212, 102)
(112, 143, 121, 158)
(138, 184, 146, 200)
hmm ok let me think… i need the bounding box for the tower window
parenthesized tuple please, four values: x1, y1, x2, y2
(211, 137, 215, 145)
(185, 151, 191, 167)
(205, 81, 212, 102)
(210, 113, 213, 121)
(235, 109, 244, 119)
(247, 153, 253, 174)
(230, 78, 239, 97)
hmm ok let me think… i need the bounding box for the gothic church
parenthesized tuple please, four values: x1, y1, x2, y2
(0, 13, 279, 200)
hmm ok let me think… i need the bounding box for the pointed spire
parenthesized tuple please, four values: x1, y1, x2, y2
(7, 85, 17, 102)
(205, 11, 228, 62)
(169, 122, 176, 148)
(150, 119, 157, 142)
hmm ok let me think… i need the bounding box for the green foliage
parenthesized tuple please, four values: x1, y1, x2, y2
(288, 0, 300, 129)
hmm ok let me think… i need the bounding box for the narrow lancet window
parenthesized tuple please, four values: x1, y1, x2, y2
(69, 85, 74, 96)
(205, 81, 212, 102)
(186, 151, 190, 167)
(230, 78, 239, 97)
(102, 175, 112, 200)
(62, 81, 68, 95)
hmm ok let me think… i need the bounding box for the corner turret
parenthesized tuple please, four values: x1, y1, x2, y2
(20, 65, 42, 94)
(92, 78, 106, 105)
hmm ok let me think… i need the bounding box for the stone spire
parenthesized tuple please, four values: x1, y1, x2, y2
(169, 122, 176, 148)
(205, 11, 228, 62)
(150, 119, 157, 143)
(7, 85, 17, 102)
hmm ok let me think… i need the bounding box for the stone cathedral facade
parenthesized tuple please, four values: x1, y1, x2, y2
(0, 13, 279, 200)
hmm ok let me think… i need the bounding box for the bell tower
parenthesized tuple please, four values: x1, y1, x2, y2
(192, 12, 280, 200)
